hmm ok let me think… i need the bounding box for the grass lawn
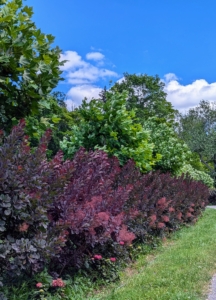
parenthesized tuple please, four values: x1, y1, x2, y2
(92, 208, 216, 300)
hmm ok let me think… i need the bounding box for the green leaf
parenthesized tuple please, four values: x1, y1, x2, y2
(51, 116, 61, 123)
(39, 100, 50, 109)
(43, 54, 52, 64)
(23, 70, 31, 81)
(22, 6, 33, 17)
(19, 55, 29, 66)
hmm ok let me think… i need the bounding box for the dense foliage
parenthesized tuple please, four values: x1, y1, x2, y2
(0, 0, 64, 131)
(111, 73, 177, 122)
(0, 120, 73, 286)
(0, 121, 210, 298)
(176, 100, 216, 181)
(116, 160, 209, 240)
(25, 92, 75, 157)
(177, 164, 214, 188)
(143, 118, 191, 174)
(49, 147, 137, 275)
(60, 90, 160, 172)
(208, 189, 216, 204)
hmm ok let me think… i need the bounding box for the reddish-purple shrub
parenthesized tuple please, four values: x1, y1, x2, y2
(0, 121, 210, 284)
(116, 161, 209, 239)
(0, 120, 74, 285)
(118, 225, 136, 245)
(49, 149, 209, 275)
(157, 222, 165, 229)
(49, 148, 136, 273)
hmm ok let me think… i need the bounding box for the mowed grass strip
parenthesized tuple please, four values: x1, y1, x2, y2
(96, 209, 216, 300)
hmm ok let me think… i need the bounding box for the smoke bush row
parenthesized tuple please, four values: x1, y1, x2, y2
(0, 121, 209, 285)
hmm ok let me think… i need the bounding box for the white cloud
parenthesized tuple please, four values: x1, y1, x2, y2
(60, 51, 87, 71)
(86, 52, 105, 61)
(67, 66, 117, 84)
(164, 73, 178, 83)
(66, 85, 102, 108)
(164, 73, 216, 112)
(60, 50, 118, 108)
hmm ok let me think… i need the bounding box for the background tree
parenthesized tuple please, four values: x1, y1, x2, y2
(143, 117, 192, 174)
(0, 0, 65, 131)
(176, 100, 216, 181)
(111, 73, 177, 123)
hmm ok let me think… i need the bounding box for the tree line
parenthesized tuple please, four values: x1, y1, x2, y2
(0, 0, 215, 187)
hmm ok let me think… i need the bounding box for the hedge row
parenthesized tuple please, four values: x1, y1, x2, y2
(0, 120, 209, 286)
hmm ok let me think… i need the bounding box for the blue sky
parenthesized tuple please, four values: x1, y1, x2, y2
(26, 0, 216, 112)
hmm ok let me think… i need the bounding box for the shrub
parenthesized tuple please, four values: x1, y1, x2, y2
(49, 149, 209, 276)
(49, 148, 136, 275)
(0, 120, 74, 286)
(176, 164, 214, 188)
(0, 121, 210, 289)
(116, 162, 209, 240)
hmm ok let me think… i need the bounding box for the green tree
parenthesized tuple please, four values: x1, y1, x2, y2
(25, 92, 75, 157)
(111, 73, 177, 123)
(0, 0, 65, 131)
(176, 100, 216, 180)
(60, 90, 161, 172)
(144, 118, 192, 174)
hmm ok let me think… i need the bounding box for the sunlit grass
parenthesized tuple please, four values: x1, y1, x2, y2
(95, 208, 216, 300)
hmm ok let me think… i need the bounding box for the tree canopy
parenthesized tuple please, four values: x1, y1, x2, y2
(176, 100, 216, 180)
(60, 90, 161, 172)
(0, 0, 65, 131)
(144, 117, 192, 174)
(111, 73, 177, 123)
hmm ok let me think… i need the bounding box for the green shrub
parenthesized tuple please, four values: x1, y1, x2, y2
(177, 164, 214, 188)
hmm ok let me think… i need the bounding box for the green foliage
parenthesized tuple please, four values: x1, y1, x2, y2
(0, 272, 97, 300)
(60, 90, 159, 172)
(176, 100, 216, 180)
(143, 118, 192, 174)
(177, 164, 214, 188)
(25, 92, 75, 157)
(0, 0, 65, 131)
(189, 152, 210, 173)
(111, 73, 177, 123)
(85, 256, 120, 283)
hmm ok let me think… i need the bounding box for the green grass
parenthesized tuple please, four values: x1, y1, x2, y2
(93, 208, 216, 300)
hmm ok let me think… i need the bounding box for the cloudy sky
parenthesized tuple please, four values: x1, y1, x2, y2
(26, 0, 216, 112)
